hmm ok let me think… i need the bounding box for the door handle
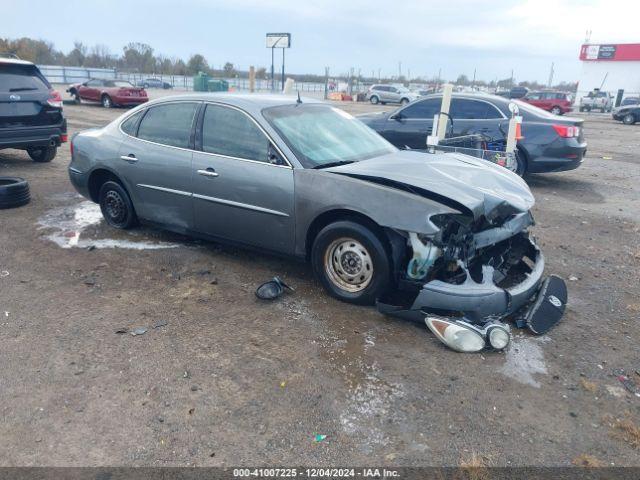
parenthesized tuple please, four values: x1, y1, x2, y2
(120, 154, 138, 163)
(197, 168, 219, 178)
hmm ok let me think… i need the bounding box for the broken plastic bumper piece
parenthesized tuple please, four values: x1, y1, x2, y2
(377, 237, 567, 347)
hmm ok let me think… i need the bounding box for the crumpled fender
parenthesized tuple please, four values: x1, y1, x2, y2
(293, 169, 461, 257)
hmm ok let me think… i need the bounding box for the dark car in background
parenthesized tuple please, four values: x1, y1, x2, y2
(612, 104, 640, 125)
(135, 77, 172, 89)
(522, 91, 573, 115)
(0, 56, 67, 162)
(67, 79, 148, 108)
(358, 93, 586, 175)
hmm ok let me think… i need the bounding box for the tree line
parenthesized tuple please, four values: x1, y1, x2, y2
(1, 36, 576, 90)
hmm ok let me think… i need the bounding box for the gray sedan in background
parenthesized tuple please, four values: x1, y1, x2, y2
(68, 93, 566, 352)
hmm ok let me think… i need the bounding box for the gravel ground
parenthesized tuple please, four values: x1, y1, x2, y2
(0, 92, 639, 468)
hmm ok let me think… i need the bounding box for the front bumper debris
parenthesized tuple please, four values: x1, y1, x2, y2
(377, 235, 567, 351)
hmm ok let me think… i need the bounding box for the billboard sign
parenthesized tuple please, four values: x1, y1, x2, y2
(266, 33, 291, 48)
(580, 43, 640, 61)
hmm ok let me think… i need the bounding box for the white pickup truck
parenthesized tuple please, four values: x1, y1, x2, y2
(579, 90, 613, 112)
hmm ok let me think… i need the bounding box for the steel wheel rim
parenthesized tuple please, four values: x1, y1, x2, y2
(104, 190, 125, 223)
(324, 237, 373, 293)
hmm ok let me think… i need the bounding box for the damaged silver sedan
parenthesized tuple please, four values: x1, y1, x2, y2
(68, 94, 567, 352)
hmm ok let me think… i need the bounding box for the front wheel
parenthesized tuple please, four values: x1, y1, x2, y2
(623, 113, 636, 125)
(550, 106, 562, 115)
(27, 146, 57, 163)
(311, 220, 391, 305)
(101, 95, 113, 108)
(99, 181, 137, 229)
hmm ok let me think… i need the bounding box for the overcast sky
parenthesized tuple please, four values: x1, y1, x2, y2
(3, 0, 639, 83)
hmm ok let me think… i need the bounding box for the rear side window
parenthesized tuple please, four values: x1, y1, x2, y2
(137, 102, 198, 148)
(0, 63, 50, 92)
(120, 110, 144, 136)
(202, 104, 269, 162)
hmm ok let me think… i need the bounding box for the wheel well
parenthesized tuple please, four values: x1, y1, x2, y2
(69, 87, 77, 95)
(305, 209, 388, 261)
(87, 169, 120, 202)
(101, 93, 110, 100)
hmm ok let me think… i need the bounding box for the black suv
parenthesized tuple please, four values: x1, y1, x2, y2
(0, 56, 67, 162)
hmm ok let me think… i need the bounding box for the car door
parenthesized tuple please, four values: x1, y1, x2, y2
(381, 98, 440, 149)
(387, 86, 400, 103)
(448, 98, 505, 139)
(79, 79, 101, 102)
(117, 101, 199, 229)
(191, 102, 295, 254)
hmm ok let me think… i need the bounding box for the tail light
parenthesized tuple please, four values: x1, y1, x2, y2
(47, 89, 63, 108)
(69, 137, 74, 156)
(60, 134, 68, 143)
(553, 124, 580, 138)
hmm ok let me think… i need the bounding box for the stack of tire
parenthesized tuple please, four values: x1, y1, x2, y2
(0, 177, 30, 209)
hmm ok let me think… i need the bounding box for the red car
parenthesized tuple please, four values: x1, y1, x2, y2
(67, 79, 148, 108)
(521, 91, 573, 115)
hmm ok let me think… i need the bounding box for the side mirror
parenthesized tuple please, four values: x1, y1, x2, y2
(389, 112, 404, 121)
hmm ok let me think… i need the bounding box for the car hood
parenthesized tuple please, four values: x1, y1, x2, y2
(325, 150, 535, 220)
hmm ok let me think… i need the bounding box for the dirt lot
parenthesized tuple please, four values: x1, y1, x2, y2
(1, 92, 639, 468)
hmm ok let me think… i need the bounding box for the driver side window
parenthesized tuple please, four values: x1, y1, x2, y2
(202, 104, 271, 163)
(400, 99, 440, 119)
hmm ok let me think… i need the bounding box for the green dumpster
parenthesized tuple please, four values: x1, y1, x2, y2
(207, 79, 229, 92)
(193, 72, 210, 92)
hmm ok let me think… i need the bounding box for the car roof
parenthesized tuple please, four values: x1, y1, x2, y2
(0, 57, 36, 66)
(147, 93, 324, 110)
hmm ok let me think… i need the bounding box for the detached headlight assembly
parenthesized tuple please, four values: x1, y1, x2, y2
(425, 316, 486, 353)
(425, 317, 511, 352)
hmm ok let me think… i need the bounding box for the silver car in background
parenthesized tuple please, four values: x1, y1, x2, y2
(68, 93, 566, 352)
(365, 84, 418, 105)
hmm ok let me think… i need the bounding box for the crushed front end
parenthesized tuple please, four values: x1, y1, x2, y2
(377, 209, 567, 352)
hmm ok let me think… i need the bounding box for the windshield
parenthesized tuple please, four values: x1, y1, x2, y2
(263, 104, 397, 168)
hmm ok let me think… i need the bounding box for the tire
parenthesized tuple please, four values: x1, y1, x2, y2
(0, 177, 30, 209)
(98, 181, 137, 229)
(369, 95, 379, 105)
(550, 106, 562, 115)
(27, 146, 57, 163)
(101, 94, 113, 108)
(74, 93, 81, 104)
(623, 113, 636, 125)
(311, 220, 391, 305)
(400, 97, 410, 105)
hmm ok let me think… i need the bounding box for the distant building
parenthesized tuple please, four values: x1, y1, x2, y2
(577, 43, 640, 104)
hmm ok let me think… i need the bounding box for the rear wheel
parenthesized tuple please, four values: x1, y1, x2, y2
(400, 97, 410, 105)
(550, 106, 562, 115)
(311, 220, 391, 305)
(623, 113, 636, 125)
(98, 181, 137, 229)
(101, 94, 113, 108)
(27, 146, 57, 163)
(370, 95, 379, 105)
